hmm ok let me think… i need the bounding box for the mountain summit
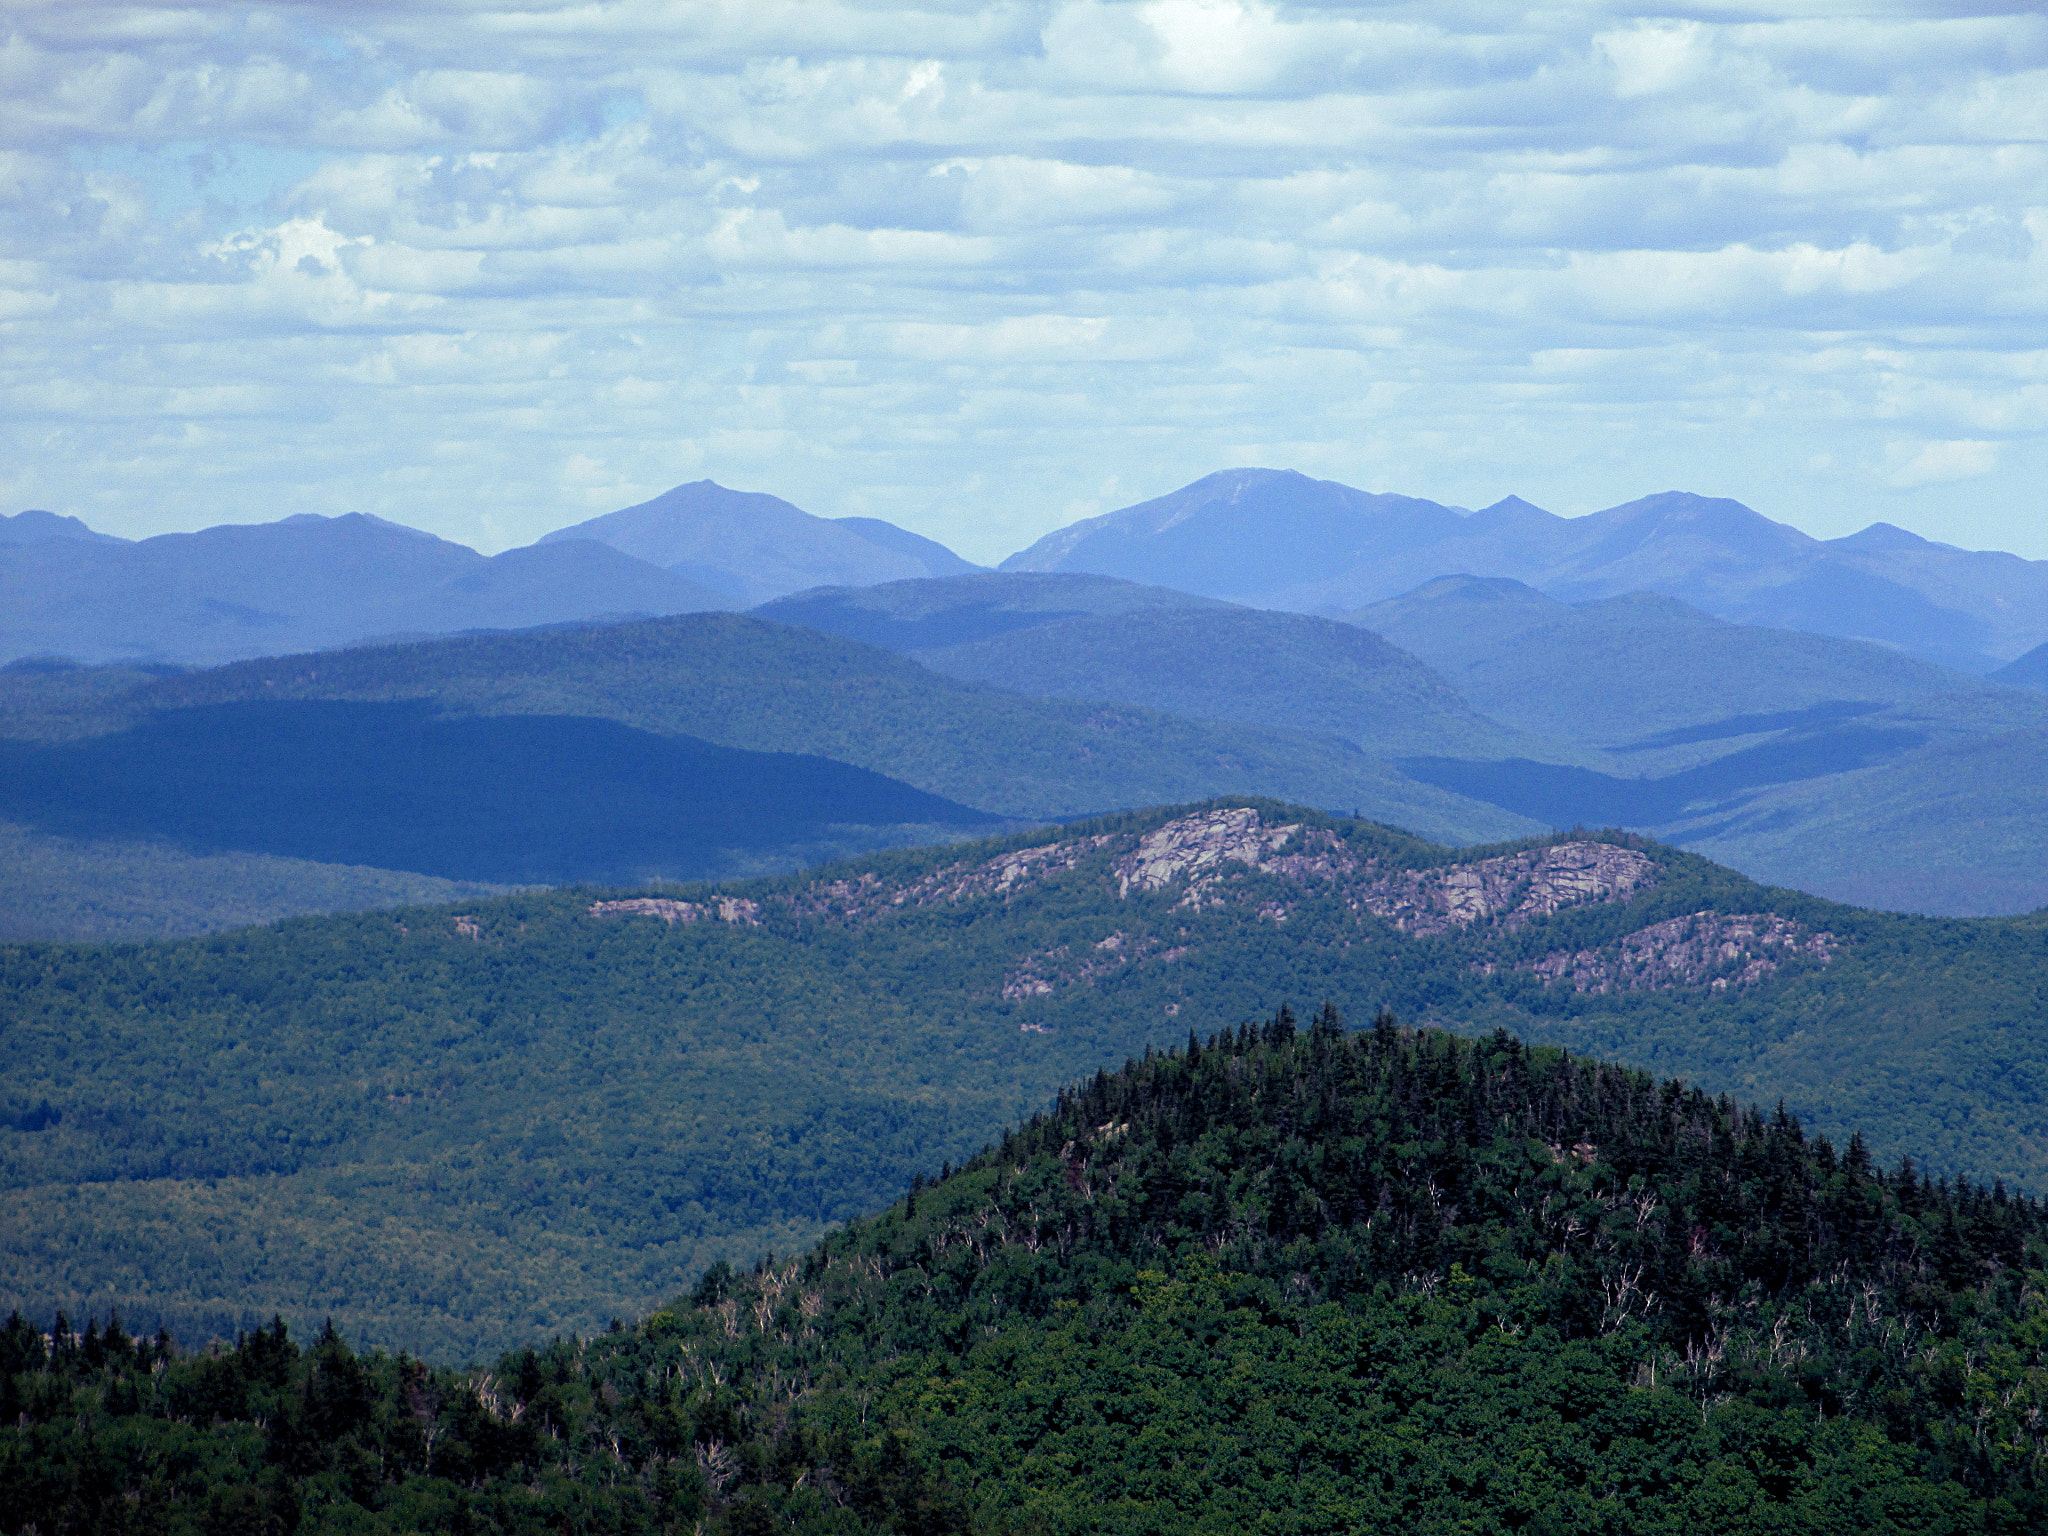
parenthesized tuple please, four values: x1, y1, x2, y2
(537, 481, 981, 605)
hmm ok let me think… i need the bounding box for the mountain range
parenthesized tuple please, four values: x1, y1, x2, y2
(0, 511, 729, 667)
(540, 479, 981, 604)
(755, 571, 2048, 917)
(9, 466, 2048, 927)
(1003, 469, 2048, 671)
(0, 485, 978, 667)
(0, 609, 1552, 940)
(5, 561, 2047, 935)
(14, 466, 2048, 674)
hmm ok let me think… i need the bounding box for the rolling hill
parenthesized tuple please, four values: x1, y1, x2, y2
(6, 800, 2048, 1359)
(1347, 575, 1981, 752)
(0, 615, 1544, 938)
(1992, 639, 2048, 692)
(90, 614, 1540, 839)
(760, 573, 1541, 761)
(915, 606, 1540, 761)
(754, 570, 1231, 652)
(0, 698, 1001, 885)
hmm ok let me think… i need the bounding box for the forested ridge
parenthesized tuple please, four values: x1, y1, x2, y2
(5, 799, 2048, 1359)
(5, 1015, 2046, 1534)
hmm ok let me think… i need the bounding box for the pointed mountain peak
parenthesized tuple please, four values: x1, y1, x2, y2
(1829, 522, 1950, 553)
(1472, 494, 1555, 520)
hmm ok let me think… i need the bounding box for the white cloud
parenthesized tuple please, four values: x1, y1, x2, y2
(1, 0, 2046, 560)
(1883, 437, 1999, 488)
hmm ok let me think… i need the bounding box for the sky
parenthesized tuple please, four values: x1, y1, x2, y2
(3, 1, 2045, 564)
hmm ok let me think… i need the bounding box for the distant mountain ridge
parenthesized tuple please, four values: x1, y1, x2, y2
(0, 513, 733, 666)
(1003, 468, 2048, 670)
(0, 509, 125, 546)
(0, 486, 982, 666)
(537, 480, 981, 604)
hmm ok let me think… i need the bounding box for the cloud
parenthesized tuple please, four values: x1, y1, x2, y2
(1, 0, 2046, 561)
(1883, 438, 2000, 488)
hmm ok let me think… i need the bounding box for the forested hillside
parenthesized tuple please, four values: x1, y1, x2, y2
(6, 800, 2048, 1360)
(5, 1018, 2044, 1533)
(2, 617, 1535, 838)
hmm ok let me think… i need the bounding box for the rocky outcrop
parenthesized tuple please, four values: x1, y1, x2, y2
(1351, 842, 1661, 937)
(586, 811, 1661, 970)
(788, 835, 1120, 919)
(1113, 807, 1366, 908)
(1520, 911, 1837, 993)
(589, 896, 762, 926)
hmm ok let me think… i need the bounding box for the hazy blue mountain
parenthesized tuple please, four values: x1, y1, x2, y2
(1988, 638, 2048, 692)
(915, 605, 1546, 762)
(759, 572, 1554, 761)
(0, 513, 730, 666)
(1345, 575, 2048, 913)
(4, 613, 1542, 854)
(1348, 575, 1980, 749)
(535, 480, 978, 603)
(1000, 467, 1469, 601)
(0, 509, 126, 546)
(1002, 469, 2048, 668)
(830, 514, 984, 575)
(754, 570, 1232, 651)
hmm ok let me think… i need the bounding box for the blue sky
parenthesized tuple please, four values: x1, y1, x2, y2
(3, 1, 2044, 562)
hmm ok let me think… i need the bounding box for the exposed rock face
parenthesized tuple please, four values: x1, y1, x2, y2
(788, 836, 1120, 919)
(583, 811, 1675, 1011)
(1522, 911, 1837, 993)
(1351, 842, 1661, 937)
(589, 896, 762, 926)
(1116, 808, 1338, 901)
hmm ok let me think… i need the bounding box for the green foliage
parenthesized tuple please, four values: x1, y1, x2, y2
(6, 800, 2048, 1360)
(5, 1020, 2046, 1534)
(0, 817, 520, 942)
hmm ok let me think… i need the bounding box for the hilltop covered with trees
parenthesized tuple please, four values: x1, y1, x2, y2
(5, 1013, 2045, 1533)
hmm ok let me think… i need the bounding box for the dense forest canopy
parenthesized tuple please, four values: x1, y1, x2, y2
(5, 1016, 2045, 1534)
(5, 800, 2048, 1359)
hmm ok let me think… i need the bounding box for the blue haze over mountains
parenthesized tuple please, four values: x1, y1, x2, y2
(7, 466, 2048, 928)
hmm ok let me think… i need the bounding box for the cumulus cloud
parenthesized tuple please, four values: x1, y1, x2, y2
(0, 0, 2044, 560)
